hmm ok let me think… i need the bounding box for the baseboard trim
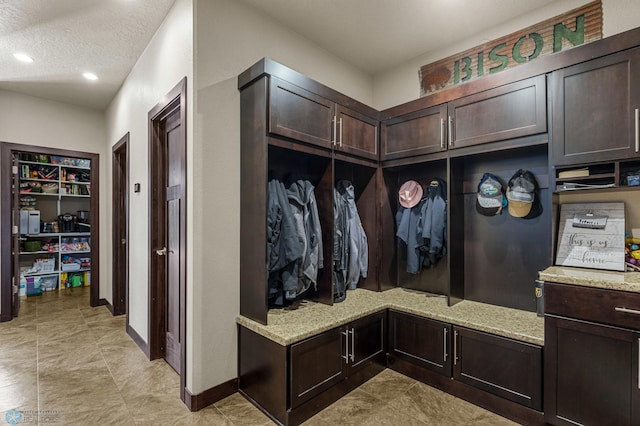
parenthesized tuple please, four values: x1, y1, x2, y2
(126, 323, 150, 358)
(100, 298, 115, 315)
(185, 378, 238, 412)
(0, 312, 12, 322)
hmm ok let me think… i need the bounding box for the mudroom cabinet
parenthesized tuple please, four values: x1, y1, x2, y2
(239, 58, 380, 325)
(380, 74, 547, 161)
(269, 76, 378, 160)
(551, 47, 640, 166)
(238, 311, 386, 426)
(388, 310, 542, 412)
(544, 282, 640, 425)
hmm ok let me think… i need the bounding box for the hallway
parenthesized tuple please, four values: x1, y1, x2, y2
(0, 289, 515, 425)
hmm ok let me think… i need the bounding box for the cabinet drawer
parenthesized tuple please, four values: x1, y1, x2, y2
(545, 282, 640, 330)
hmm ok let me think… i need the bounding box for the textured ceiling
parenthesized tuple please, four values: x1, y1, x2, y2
(0, 0, 176, 110)
(1, 0, 570, 111)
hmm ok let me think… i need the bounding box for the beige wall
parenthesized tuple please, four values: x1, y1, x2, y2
(104, 0, 193, 372)
(191, 0, 373, 394)
(372, 0, 640, 110)
(0, 89, 106, 314)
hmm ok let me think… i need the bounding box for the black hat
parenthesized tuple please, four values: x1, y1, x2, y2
(506, 169, 542, 219)
(476, 173, 506, 216)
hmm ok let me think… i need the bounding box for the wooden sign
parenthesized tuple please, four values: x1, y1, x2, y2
(419, 0, 602, 97)
(555, 202, 626, 272)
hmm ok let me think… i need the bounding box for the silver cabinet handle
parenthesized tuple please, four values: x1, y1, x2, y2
(453, 329, 459, 365)
(440, 117, 445, 149)
(332, 116, 337, 146)
(350, 328, 355, 362)
(443, 328, 448, 362)
(339, 117, 343, 147)
(635, 108, 639, 153)
(448, 116, 453, 147)
(615, 306, 640, 315)
(341, 330, 349, 361)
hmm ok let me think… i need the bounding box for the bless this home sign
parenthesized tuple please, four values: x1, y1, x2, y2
(419, 0, 603, 96)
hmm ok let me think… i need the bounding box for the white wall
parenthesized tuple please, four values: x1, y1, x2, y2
(104, 0, 193, 356)
(0, 89, 106, 314)
(372, 0, 640, 110)
(191, 0, 373, 394)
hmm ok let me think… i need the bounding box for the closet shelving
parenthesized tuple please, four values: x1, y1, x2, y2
(18, 154, 91, 294)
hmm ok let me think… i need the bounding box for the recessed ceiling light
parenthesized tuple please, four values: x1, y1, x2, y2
(82, 72, 98, 81)
(13, 53, 34, 63)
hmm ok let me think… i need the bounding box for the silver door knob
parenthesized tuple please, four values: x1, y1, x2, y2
(121, 238, 126, 245)
(156, 247, 167, 256)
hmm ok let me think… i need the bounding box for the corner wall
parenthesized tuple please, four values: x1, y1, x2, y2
(104, 0, 193, 353)
(0, 89, 106, 314)
(191, 0, 373, 395)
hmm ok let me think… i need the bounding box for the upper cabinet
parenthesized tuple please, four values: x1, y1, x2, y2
(448, 75, 547, 149)
(381, 75, 547, 161)
(381, 104, 448, 160)
(269, 76, 378, 160)
(551, 47, 640, 166)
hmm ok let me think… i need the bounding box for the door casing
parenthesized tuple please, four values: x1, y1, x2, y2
(148, 78, 187, 402)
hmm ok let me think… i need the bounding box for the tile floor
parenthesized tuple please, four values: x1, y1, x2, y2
(0, 288, 516, 425)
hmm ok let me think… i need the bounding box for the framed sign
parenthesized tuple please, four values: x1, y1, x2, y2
(555, 202, 625, 271)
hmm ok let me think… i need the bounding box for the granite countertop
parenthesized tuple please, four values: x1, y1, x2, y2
(539, 266, 640, 293)
(236, 287, 544, 347)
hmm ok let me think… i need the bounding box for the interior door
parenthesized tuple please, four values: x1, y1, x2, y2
(163, 109, 183, 373)
(112, 135, 128, 316)
(11, 152, 21, 317)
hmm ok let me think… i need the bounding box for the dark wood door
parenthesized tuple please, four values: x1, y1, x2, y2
(111, 134, 128, 316)
(348, 311, 386, 374)
(388, 310, 451, 376)
(545, 315, 640, 425)
(448, 75, 547, 149)
(381, 104, 448, 160)
(269, 76, 334, 149)
(453, 326, 542, 411)
(551, 48, 640, 166)
(335, 105, 378, 160)
(164, 108, 183, 373)
(289, 327, 346, 409)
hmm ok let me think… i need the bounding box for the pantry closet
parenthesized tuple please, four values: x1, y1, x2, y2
(0, 142, 100, 320)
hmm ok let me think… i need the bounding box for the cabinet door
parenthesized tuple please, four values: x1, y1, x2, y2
(545, 315, 640, 425)
(381, 104, 448, 160)
(348, 311, 386, 374)
(289, 327, 346, 409)
(388, 310, 451, 377)
(551, 48, 640, 166)
(448, 75, 546, 149)
(453, 326, 542, 411)
(335, 105, 378, 160)
(269, 76, 334, 148)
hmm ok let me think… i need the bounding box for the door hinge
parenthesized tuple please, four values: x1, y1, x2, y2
(12, 165, 18, 175)
(12, 225, 18, 235)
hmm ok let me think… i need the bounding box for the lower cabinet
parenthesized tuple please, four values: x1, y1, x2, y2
(239, 311, 386, 425)
(544, 282, 640, 425)
(388, 310, 542, 416)
(453, 327, 542, 411)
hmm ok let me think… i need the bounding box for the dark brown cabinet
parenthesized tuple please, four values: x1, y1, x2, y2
(381, 104, 448, 160)
(240, 311, 385, 425)
(544, 282, 640, 425)
(269, 76, 378, 160)
(452, 326, 542, 411)
(448, 75, 546, 150)
(387, 311, 542, 412)
(380, 75, 546, 161)
(551, 48, 640, 166)
(388, 310, 451, 376)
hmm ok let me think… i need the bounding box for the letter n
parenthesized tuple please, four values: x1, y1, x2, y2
(553, 14, 585, 52)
